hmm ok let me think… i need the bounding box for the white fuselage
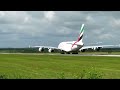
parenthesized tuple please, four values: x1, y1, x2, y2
(58, 41, 84, 52)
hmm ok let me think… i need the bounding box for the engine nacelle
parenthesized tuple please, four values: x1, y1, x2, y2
(48, 48, 54, 53)
(39, 47, 44, 52)
(80, 49, 86, 52)
(92, 47, 97, 50)
(96, 47, 101, 51)
(93, 47, 101, 51)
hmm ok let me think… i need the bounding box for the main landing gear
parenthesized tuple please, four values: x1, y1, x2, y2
(60, 51, 78, 54)
(72, 52, 78, 54)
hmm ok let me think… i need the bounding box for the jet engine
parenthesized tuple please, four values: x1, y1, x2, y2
(96, 47, 101, 51)
(92, 47, 102, 51)
(48, 48, 54, 53)
(80, 49, 86, 52)
(93, 47, 97, 50)
(39, 47, 44, 52)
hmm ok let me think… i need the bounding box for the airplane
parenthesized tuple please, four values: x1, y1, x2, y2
(79, 45, 118, 52)
(31, 24, 118, 54)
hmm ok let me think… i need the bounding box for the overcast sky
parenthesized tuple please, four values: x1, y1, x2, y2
(0, 11, 120, 48)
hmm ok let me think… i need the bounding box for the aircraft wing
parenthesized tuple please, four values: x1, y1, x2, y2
(80, 46, 103, 50)
(30, 46, 61, 52)
(32, 46, 59, 49)
(80, 45, 119, 52)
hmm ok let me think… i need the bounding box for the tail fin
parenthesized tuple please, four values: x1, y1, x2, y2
(71, 24, 85, 48)
(77, 24, 84, 42)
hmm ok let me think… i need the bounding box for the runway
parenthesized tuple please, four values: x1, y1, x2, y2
(1, 53, 120, 57)
(89, 55, 120, 57)
(35, 53, 120, 57)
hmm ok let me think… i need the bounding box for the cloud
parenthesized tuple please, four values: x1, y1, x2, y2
(0, 11, 5, 17)
(86, 15, 95, 23)
(44, 11, 55, 21)
(0, 11, 31, 24)
(98, 33, 114, 40)
(0, 11, 120, 47)
(109, 17, 120, 29)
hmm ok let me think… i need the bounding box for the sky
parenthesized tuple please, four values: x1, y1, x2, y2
(0, 11, 120, 48)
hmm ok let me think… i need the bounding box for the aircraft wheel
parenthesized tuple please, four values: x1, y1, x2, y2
(72, 52, 78, 54)
(61, 52, 65, 54)
(61, 51, 65, 54)
(66, 52, 70, 54)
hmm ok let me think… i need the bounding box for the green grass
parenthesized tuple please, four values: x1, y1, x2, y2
(0, 54, 120, 79)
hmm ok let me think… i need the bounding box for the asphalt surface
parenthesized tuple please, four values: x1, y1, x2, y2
(1, 53, 120, 57)
(58, 54, 120, 57)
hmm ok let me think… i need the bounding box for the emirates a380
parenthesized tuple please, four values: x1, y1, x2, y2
(32, 24, 117, 54)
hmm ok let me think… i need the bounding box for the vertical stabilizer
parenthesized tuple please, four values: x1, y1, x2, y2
(77, 24, 84, 42)
(71, 24, 85, 48)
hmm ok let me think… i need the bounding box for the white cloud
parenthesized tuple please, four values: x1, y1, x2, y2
(98, 33, 114, 40)
(23, 17, 30, 23)
(57, 26, 71, 35)
(92, 28, 105, 35)
(0, 11, 31, 24)
(0, 11, 119, 47)
(86, 15, 95, 23)
(0, 11, 5, 17)
(44, 11, 55, 21)
(110, 17, 120, 28)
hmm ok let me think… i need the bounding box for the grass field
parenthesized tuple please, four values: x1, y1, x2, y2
(0, 53, 120, 79)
